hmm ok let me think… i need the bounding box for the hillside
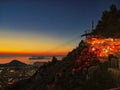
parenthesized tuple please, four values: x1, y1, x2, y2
(0, 60, 27, 67)
(5, 40, 117, 90)
(4, 5, 120, 90)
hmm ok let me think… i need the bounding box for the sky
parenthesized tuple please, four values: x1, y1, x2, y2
(0, 0, 120, 56)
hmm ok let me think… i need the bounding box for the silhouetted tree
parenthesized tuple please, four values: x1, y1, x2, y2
(52, 56, 58, 63)
(91, 5, 120, 38)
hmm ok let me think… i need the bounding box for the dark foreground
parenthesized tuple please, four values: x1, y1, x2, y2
(4, 41, 118, 90)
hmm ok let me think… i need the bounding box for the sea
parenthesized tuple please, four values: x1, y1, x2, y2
(0, 55, 64, 64)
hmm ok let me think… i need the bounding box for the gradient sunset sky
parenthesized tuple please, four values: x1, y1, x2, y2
(0, 0, 120, 56)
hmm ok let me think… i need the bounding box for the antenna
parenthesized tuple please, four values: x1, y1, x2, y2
(92, 20, 94, 31)
(81, 21, 94, 38)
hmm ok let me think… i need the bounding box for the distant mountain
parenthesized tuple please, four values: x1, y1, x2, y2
(0, 60, 27, 67)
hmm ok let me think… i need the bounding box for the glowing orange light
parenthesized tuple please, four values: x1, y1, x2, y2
(86, 38, 120, 58)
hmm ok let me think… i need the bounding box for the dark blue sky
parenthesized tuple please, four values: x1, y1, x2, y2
(0, 0, 120, 55)
(0, 0, 119, 36)
(0, 0, 120, 36)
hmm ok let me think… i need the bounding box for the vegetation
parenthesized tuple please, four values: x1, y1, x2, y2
(4, 41, 117, 90)
(91, 5, 120, 38)
(4, 5, 120, 90)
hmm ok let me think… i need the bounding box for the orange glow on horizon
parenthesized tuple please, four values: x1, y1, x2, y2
(0, 51, 68, 56)
(0, 30, 76, 56)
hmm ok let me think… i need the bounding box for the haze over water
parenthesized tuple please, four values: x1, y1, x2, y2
(0, 55, 63, 64)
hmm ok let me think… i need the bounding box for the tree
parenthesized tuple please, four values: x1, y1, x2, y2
(52, 56, 58, 63)
(91, 5, 120, 38)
